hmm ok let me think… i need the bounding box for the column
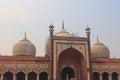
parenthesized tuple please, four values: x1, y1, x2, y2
(25, 75, 28, 80)
(100, 74, 102, 80)
(1, 75, 3, 80)
(37, 75, 39, 80)
(13, 75, 16, 80)
(118, 75, 120, 80)
(66, 74, 69, 80)
(109, 75, 112, 80)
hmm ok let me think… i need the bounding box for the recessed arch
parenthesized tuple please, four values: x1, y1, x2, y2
(3, 71, 13, 80)
(28, 71, 37, 80)
(112, 72, 119, 80)
(16, 71, 25, 80)
(102, 72, 109, 80)
(58, 47, 85, 80)
(39, 72, 48, 80)
(61, 66, 75, 80)
(93, 72, 100, 80)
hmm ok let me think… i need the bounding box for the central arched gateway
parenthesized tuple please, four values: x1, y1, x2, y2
(58, 47, 85, 80)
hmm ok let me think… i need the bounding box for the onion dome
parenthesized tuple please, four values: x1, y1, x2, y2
(55, 22, 72, 37)
(12, 33, 36, 56)
(91, 37, 110, 58)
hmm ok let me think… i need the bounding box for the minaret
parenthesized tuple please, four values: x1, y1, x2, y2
(85, 25, 90, 40)
(49, 22, 54, 37)
(85, 26, 92, 80)
(49, 22, 54, 80)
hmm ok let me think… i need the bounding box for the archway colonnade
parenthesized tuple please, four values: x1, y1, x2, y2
(0, 71, 48, 80)
(93, 72, 119, 80)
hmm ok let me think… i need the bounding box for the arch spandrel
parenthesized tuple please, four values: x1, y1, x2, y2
(57, 43, 86, 57)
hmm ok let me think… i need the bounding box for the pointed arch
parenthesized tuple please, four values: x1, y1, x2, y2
(39, 72, 48, 80)
(112, 72, 119, 80)
(3, 71, 13, 80)
(93, 72, 100, 80)
(102, 72, 109, 80)
(58, 47, 85, 80)
(28, 71, 37, 80)
(16, 71, 25, 80)
(61, 66, 75, 80)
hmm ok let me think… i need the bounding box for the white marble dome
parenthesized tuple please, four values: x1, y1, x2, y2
(55, 22, 72, 37)
(91, 38, 110, 58)
(12, 33, 36, 56)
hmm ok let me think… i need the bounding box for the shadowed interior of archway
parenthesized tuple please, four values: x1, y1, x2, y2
(16, 72, 25, 80)
(61, 67, 75, 80)
(28, 72, 37, 80)
(93, 72, 100, 80)
(39, 72, 48, 80)
(3, 71, 13, 80)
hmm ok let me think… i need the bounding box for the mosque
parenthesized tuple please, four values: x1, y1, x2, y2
(0, 22, 119, 80)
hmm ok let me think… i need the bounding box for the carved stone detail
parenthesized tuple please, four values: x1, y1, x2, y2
(40, 64, 48, 69)
(17, 63, 26, 68)
(57, 43, 85, 56)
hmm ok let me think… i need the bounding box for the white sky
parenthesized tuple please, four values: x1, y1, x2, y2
(0, 0, 120, 57)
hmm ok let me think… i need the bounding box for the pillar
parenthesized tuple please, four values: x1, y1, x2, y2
(25, 75, 27, 80)
(13, 75, 16, 80)
(109, 75, 112, 80)
(100, 74, 102, 80)
(118, 75, 120, 80)
(37, 75, 39, 80)
(1, 75, 3, 80)
(66, 74, 69, 80)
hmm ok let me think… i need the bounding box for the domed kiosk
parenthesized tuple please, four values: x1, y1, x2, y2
(91, 37, 110, 58)
(12, 33, 36, 56)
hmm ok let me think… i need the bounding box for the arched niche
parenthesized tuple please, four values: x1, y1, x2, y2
(3, 71, 13, 80)
(28, 71, 37, 80)
(102, 72, 109, 80)
(39, 72, 48, 80)
(61, 67, 75, 80)
(93, 72, 100, 80)
(16, 71, 25, 80)
(112, 72, 119, 80)
(58, 47, 85, 80)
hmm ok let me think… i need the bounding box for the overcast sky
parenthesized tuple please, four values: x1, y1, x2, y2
(0, 0, 120, 57)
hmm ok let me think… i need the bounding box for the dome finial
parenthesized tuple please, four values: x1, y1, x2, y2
(24, 32, 27, 40)
(62, 20, 64, 29)
(97, 35, 100, 43)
